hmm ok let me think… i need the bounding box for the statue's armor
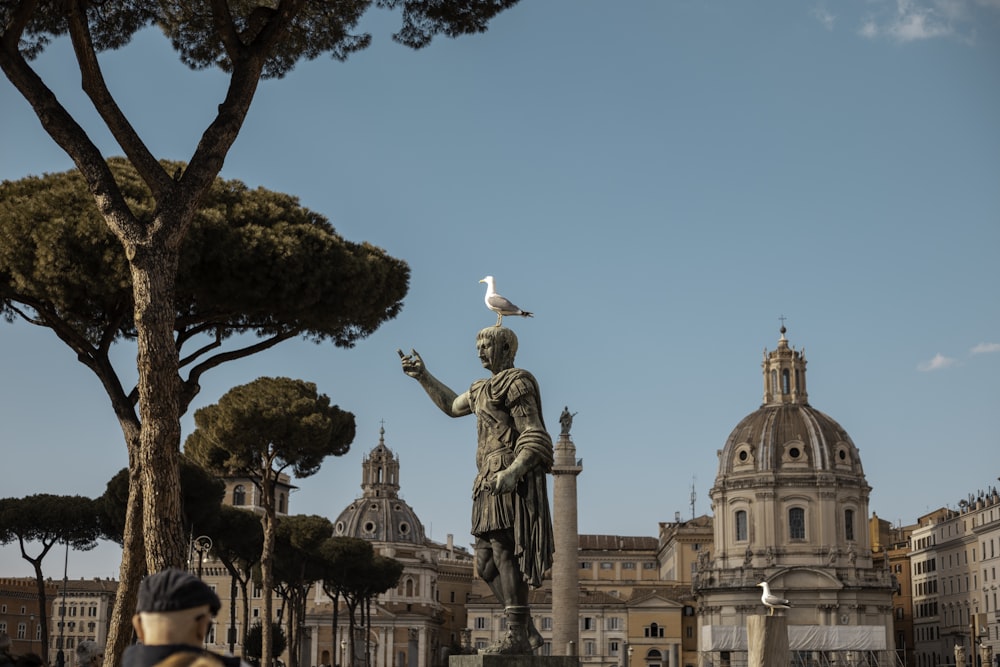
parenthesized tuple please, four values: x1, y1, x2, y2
(469, 372, 538, 535)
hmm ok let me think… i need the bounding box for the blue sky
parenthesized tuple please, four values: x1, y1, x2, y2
(1, 0, 998, 580)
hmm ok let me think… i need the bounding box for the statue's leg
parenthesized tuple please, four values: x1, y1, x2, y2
(479, 533, 533, 655)
(490, 532, 527, 607)
(480, 606, 533, 655)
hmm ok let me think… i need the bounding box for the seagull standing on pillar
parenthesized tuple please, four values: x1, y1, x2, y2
(757, 581, 791, 616)
(480, 276, 533, 327)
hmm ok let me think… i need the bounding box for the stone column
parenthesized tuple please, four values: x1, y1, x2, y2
(552, 430, 583, 656)
(747, 615, 789, 667)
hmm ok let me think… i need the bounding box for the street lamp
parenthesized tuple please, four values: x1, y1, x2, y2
(193, 536, 213, 578)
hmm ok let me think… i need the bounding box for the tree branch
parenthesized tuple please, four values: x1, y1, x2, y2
(0, 32, 140, 245)
(208, 0, 244, 62)
(65, 0, 170, 198)
(182, 0, 307, 197)
(0, 0, 38, 51)
(178, 329, 299, 413)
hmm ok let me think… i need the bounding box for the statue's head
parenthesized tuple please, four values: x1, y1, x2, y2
(476, 326, 518, 373)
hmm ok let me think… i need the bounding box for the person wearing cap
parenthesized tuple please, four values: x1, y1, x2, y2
(123, 568, 238, 667)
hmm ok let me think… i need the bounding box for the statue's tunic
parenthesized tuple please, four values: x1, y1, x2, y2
(469, 367, 554, 588)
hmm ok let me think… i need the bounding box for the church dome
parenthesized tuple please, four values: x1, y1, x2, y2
(333, 427, 426, 545)
(719, 404, 862, 476)
(716, 327, 863, 478)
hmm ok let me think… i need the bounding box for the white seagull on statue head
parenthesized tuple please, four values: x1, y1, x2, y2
(480, 276, 533, 327)
(757, 581, 791, 616)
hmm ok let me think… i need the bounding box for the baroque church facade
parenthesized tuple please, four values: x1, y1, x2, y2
(302, 428, 476, 667)
(694, 327, 896, 664)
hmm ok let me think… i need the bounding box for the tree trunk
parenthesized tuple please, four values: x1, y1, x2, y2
(129, 246, 187, 572)
(330, 590, 340, 667)
(31, 558, 50, 664)
(105, 446, 145, 667)
(261, 470, 276, 667)
(229, 574, 239, 654)
(240, 575, 251, 657)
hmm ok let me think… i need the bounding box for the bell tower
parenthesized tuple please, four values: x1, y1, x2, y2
(761, 324, 808, 405)
(361, 426, 400, 499)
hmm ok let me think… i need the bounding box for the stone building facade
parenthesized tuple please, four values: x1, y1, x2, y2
(694, 327, 896, 665)
(302, 428, 475, 667)
(48, 578, 117, 661)
(909, 490, 1000, 667)
(0, 577, 55, 657)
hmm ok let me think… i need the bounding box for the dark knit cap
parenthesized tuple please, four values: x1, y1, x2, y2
(137, 568, 221, 614)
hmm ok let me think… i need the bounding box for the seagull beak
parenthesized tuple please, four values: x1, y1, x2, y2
(479, 278, 486, 283)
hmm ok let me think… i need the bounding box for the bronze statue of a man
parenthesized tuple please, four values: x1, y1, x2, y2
(399, 326, 553, 654)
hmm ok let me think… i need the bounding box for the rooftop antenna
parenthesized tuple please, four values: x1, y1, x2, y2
(690, 476, 697, 520)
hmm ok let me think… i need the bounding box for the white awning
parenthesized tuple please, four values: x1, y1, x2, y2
(700, 625, 887, 651)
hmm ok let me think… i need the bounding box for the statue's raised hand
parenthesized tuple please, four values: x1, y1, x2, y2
(397, 348, 425, 379)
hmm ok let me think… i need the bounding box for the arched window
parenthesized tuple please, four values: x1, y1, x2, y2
(233, 484, 246, 506)
(771, 370, 778, 394)
(735, 510, 748, 542)
(845, 509, 855, 541)
(781, 369, 791, 394)
(788, 507, 806, 540)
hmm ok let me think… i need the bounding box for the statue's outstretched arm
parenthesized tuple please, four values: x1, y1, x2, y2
(398, 349, 471, 418)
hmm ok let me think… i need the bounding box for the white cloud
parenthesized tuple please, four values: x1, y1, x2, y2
(889, 0, 954, 40)
(814, 6, 837, 29)
(859, 19, 880, 37)
(970, 342, 1000, 355)
(856, 0, 985, 42)
(918, 353, 958, 371)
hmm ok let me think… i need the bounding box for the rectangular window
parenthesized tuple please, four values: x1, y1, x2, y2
(735, 510, 748, 542)
(789, 507, 806, 540)
(582, 617, 594, 631)
(584, 641, 595, 656)
(474, 617, 488, 630)
(600, 562, 614, 569)
(17, 624, 26, 640)
(607, 617, 621, 631)
(541, 617, 553, 630)
(643, 562, 656, 569)
(609, 641, 620, 657)
(579, 562, 591, 569)
(845, 509, 855, 541)
(622, 562, 636, 570)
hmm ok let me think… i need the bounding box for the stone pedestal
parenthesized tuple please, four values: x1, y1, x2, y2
(747, 615, 789, 667)
(450, 656, 579, 667)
